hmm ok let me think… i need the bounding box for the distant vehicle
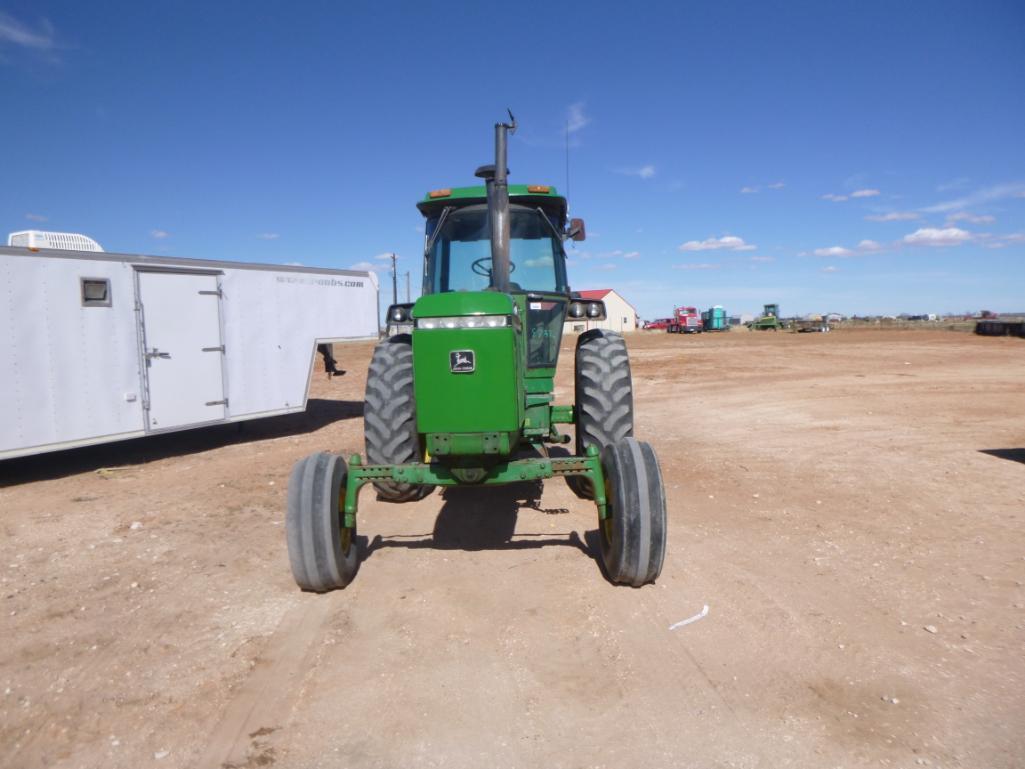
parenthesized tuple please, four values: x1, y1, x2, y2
(668, 306, 703, 334)
(794, 319, 830, 333)
(643, 318, 672, 330)
(748, 303, 784, 331)
(701, 305, 728, 331)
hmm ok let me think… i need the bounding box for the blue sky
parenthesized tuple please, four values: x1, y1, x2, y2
(2, 1, 1023, 318)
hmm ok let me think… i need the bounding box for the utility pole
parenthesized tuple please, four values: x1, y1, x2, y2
(404, 271, 410, 302)
(390, 253, 397, 305)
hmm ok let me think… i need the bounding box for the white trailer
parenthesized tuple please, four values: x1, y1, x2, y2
(1, 242, 379, 459)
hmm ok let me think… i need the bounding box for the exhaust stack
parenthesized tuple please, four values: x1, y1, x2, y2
(475, 110, 516, 293)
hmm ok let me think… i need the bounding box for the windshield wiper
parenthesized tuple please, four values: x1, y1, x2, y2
(424, 206, 453, 257)
(535, 207, 565, 242)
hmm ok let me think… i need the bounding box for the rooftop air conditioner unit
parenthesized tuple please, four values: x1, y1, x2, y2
(7, 230, 104, 253)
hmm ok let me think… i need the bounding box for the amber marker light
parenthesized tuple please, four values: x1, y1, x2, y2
(527, 185, 551, 193)
(428, 189, 452, 199)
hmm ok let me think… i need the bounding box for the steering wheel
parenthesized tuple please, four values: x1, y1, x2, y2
(471, 257, 517, 278)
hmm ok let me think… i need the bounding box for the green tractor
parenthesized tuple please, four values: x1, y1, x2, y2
(286, 113, 667, 590)
(748, 303, 784, 331)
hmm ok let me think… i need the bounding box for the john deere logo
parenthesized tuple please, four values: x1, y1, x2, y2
(450, 350, 475, 373)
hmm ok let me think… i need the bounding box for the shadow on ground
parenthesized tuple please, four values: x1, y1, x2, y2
(979, 448, 1025, 465)
(364, 481, 600, 567)
(0, 398, 363, 486)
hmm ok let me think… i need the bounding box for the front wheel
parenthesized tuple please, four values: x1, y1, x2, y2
(286, 452, 359, 592)
(598, 438, 667, 586)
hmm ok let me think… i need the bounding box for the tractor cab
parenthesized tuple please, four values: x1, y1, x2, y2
(416, 187, 577, 369)
(420, 193, 570, 295)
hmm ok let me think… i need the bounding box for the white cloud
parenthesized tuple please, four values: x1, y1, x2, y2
(617, 164, 656, 179)
(678, 235, 755, 252)
(946, 211, 995, 225)
(750, 255, 775, 263)
(814, 240, 883, 257)
(674, 263, 721, 270)
(921, 182, 1025, 213)
(256, 232, 280, 240)
(821, 193, 848, 202)
(566, 102, 590, 134)
(349, 261, 384, 272)
(902, 227, 971, 246)
(821, 266, 839, 273)
(865, 211, 919, 222)
(622, 251, 640, 259)
(150, 229, 170, 239)
(374, 252, 396, 261)
(0, 11, 55, 50)
(24, 212, 47, 222)
(525, 255, 554, 268)
(594, 263, 617, 271)
(284, 261, 303, 266)
(767, 181, 785, 190)
(740, 186, 758, 194)
(813, 246, 853, 257)
(985, 232, 1025, 248)
(937, 177, 970, 192)
(851, 188, 880, 198)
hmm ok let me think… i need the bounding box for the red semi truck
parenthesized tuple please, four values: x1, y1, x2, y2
(667, 306, 703, 334)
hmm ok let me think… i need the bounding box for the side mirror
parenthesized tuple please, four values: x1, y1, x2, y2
(567, 218, 586, 242)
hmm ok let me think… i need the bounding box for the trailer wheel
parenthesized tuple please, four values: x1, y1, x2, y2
(598, 438, 667, 586)
(567, 329, 634, 499)
(286, 452, 359, 592)
(364, 335, 433, 502)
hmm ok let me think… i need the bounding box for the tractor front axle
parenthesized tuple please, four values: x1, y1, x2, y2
(341, 446, 607, 527)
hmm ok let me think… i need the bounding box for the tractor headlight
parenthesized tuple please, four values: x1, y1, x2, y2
(586, 302, 603, 318)
(415, 315, 511, 330)
(387, 303, 414, 323)
(568, 301, 585, 318)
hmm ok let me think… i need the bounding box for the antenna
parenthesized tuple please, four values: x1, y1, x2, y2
(565, 119, 570, 207)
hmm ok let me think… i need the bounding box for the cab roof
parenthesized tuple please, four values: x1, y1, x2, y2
(416, 184, 567, 219)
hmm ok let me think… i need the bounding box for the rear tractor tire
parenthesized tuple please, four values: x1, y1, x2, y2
(567, 329, 634, 500)
(286, 452, 359, 592)
(364, 335, 433, 502)
(599, 438, 667, 586)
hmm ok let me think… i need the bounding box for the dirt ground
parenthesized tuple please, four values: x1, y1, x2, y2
(2, 329, 1024, 769)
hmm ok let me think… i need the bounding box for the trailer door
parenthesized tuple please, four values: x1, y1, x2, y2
(137, 271, 226, 430)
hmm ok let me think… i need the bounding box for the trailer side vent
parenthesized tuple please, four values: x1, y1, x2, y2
(81, 278, 111, 307)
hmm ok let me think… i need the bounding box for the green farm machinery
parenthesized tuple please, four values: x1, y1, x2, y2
(748, 303, 784, 331)
(286, 113, 667, 591)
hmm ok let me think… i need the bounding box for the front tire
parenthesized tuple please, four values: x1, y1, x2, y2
(599, 438, 667, 586)
(286, 452, 359, 592)
(364, 335, 433, 501)
(567, 329, 634, 499)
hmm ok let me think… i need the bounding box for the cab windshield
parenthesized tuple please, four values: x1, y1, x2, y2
(424, 204, 569, 294)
